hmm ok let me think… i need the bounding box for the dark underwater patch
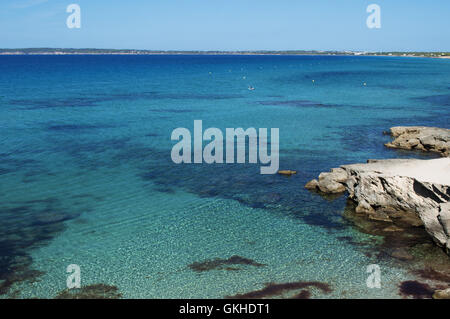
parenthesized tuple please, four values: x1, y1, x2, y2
(153, 186, 175, 194)
(138, 145, 351, 232)
(141, 92, 244, 100)
(0, 155, 41, 174)
(0, 167, 13, 175)
(10, 92, 244, 110)
(343, 201, 414, 244)
(274, 70, 384, 84)
(148, 108, 196, 113)
(9, 97, 99, 109)
(258, 100, 339, 107)
(225, 281, 332, 299)
(0, 198, 82, 297)
(46, 123, 115, 132)
(32, 211, 74, 226)
(335, 235, 375, 248)
(112, 145, 157, 163)
(145, 133, 160, 137)
(55, 284, 122, 299)
(342, 199, 450, 283)
(306, 70, 386, 79)
(300, 209, 347, 229)
(47, 137, 133, 170)
(414, 94, 450, 107)
(411, 267, 450, 283)
(291, 290, 311, 299)
(376, 84, 408, 90)
(0, 267, 44, 296)
(188, 255, 266, 272)
(398, 281, 434, 299)
(304, 70, 434, 81)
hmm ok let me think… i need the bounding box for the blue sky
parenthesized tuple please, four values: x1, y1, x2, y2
(1, 0, 449, 51)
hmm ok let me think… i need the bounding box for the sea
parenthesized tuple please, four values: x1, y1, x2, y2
(0, 54, 449, 298)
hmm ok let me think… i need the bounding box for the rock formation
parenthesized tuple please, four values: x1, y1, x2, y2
(433, 288, 450, 299)
(305, 168, 347, 193)
(305, 158, 450, 255)
(278, 170, 297, 176)
(385, 126, 450, 157)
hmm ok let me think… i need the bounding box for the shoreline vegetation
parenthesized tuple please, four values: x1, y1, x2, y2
(1, 48, 450, 58)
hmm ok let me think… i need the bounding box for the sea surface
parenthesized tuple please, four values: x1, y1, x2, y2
(0, 55, 449, 299)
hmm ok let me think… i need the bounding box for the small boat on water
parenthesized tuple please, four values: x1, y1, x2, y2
(248, 86, 255, 91)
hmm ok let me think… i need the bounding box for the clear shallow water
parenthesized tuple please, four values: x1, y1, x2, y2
(0, 55, 449, 298)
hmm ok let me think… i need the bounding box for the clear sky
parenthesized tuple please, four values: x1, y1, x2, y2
(1, 0, 449, 51)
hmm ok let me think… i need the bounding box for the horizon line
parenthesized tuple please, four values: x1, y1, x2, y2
(1, 48, 450, 54)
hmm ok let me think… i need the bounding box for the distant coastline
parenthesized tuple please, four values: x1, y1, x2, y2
(1, 48, 450, 59)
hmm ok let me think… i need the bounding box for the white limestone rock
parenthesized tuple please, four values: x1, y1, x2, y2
(385, 126, 450, 157)
(305, 158, 450, 254)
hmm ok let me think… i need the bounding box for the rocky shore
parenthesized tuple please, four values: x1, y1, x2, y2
(385, 126, 450, 157)
(305, 126, 450, 256)
(306, 158, 450, 254)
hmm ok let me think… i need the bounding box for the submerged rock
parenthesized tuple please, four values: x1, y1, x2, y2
(188, 255, 266, 272)
(225, 281, 332, 299)
(305, 179, 319, 190)
(385, 126, 450, 157)
(55, 284, 122, 299)
(399, 280, 435, 299)
(390, 248, 415, 261)
(305, 158, 450, 255)
(278, 170, 297, 176)
(433, 288, 450, 299)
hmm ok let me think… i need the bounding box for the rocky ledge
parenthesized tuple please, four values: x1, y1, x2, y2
(306, 158, 450, 255)
(385, 126, 450, 157)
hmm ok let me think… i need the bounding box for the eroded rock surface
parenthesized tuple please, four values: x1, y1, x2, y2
(433, 288, 450, 299)
(385, 126, 450, 157)
(305, 158, 450, 254)
(305, 168, 347, 193)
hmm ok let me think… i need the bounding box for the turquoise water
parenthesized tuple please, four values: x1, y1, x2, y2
(0, 55, 449, 298)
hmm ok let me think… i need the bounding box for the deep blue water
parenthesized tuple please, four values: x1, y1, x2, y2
(0, 55, 449, 298)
